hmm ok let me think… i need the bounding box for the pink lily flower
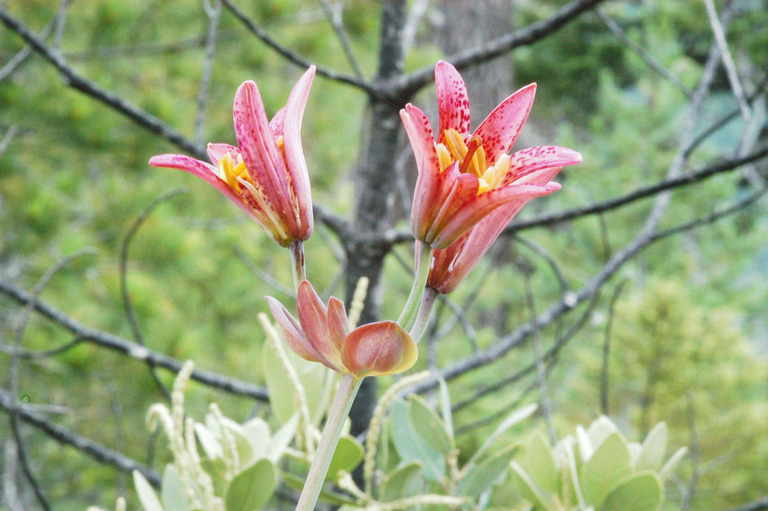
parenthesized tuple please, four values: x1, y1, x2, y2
(267, 281, 418, 378)
(149, 66, 316, 247)
(400, 60, 581, 250)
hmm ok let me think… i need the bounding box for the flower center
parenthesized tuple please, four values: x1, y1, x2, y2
(436, 129, 511, 194)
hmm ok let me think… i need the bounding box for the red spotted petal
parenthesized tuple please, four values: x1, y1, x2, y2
(233, 81, 297, 234)
(341, 321, 418, 377)
(281, 66, 316, 241)
(473, 83, 537, 164)
(505, 145, 582, 185)
(435, 60, 471, 138)
(430, 182, 560, 249)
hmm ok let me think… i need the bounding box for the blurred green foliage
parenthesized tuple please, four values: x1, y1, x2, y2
(1, 1, 766, 510)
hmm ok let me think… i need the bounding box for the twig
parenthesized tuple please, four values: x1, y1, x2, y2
(195, 0, 222, 146)
(726, 498, 768, 511)
(220, 0, 381, 98)
(703, 0, 750, 121)
(317, 0, 363, 79)
(6, 250, 94, 511)
(0, 388, 160, 487)
(596, 8, 691, 98)
(600, 280, 627, 415)
(0, 0, 70, 82)
(120, 189, 186, 400)
(392, 0, 607, 98)
(0, 7, 206, 159)
(0, 279, 269, 401)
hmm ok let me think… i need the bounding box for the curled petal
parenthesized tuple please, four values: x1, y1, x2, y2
(424, 167, 479, 244)
(148, 154, 250, 214)
(281, 65, 316, 240)
(341, 321, 418, 377)
(266, 296, 327, 365)
(435, 60, 471, 138)
(401, 104, 441, 240)
(206, 143, 239, 165)
(474, 83, 537, 164)
(233, 81, 297, 234)
(269, 107, 286, 138)
(297, 280, 342, 369)
(431, 182, 560, 249)
(326, 297, 349, 351)
(506, 145, 582, 184)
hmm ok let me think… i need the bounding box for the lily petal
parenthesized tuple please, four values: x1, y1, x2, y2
(401, 104, 441, 240)
(327, 297, 349, 352)
(233, 80, 297, 233)
(281, 65, 316, 240)
(425, 168, 479, 245)
(266, 296, 327, 365)
(431, 182, 560, 249)
(474, 83, 537, 164)
(206, 143, 239, 165)
(341, 321, 418, 377)
(435, 60, 471, 138)
(297, 280, 342, 369)
(148, 154, 249, 213)
(505, 145, 582, 184)
(269, 107, 286, 137)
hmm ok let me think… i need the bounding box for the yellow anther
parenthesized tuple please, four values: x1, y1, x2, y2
(275, 136, 285, 150)
(478, 153, 511, 194)
(219, 153, 249, 190)
(436, 144, 452, 172)
(443, 129, 468, 162)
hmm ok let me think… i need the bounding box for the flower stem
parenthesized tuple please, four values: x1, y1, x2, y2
(290, 240, 306, 287)
(410, 286, 438, 342)
(397, 240, 433, 330)
(295, 374, 362, 511)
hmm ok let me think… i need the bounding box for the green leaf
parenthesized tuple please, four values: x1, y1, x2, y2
(390, 399, 445, 481)
(268, 414, 298, 462)
(282, 472, 358, 506)
(587, 416, 618, 451)
(437, 377, 454, 439)
(635, 422, 667, 471)
(380, 462, 424, 501)
(581, 432, 632, 508)
(659, 447, 688, 480)
(601, 472, 663, 511)
(472, 404, 537, 464)
(242, 417, 271, 462)
(133, 470, 164, 511)
(220, 417, 256, 470)
(515, 432, 558, 496)
(327, 435, 365, 481)
(225, 459, 277, 511)
(262, 341, 299, 425)
(408, 395, 453, 454)
(161, 466, 189, 511)
(458, 444, 518, 498)
(194, 423, 222, 460)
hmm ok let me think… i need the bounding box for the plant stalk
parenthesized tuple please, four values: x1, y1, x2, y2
(409, 285, 438, 342)
(290, 240, 306, 287)
(295, 374, 362, 511)
(397, 240, 433, 330)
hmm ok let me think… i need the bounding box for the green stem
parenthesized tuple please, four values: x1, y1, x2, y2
(397, 240, 433, 330)
(290, 240, 306, 287)
(295, 374, 362, 511)
(410, 286, 438, 342)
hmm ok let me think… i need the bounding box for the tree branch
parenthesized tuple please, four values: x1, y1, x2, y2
(0, 7, 206, 159)
(220, 0, 381, 98)
(0, 279, 269, 401)
(392, 0, 607, 98)
(0, 388, 160, 487)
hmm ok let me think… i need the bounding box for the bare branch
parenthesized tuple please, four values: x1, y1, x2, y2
(0, 7, 206, 159)
(726, 498, 768, 511)
(0, 388, 160, 487)
(596, 8, 691, 98)
(220, 0, 381, 98)
(392, 0, 607, 98)
(120, 190, 188, 400)
(318, 0, 364, 79)
(195, 0, 222, 146)
(0, 280, 269, 401)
